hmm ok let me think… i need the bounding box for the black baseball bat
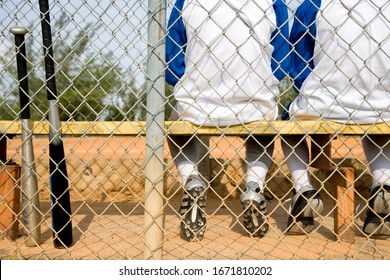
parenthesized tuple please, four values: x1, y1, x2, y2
(11, 27, 41, 247)
(39, 0, 73, 248)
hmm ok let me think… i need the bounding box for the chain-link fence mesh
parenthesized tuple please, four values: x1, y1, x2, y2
(1, 0, 389, 259)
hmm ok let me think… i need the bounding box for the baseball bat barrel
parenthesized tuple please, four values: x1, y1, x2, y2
(11, 27, 42, 247)
(39, 0, 73, 248)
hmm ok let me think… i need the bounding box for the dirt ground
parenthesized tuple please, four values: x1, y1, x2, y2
(1, 136, 389, 260)
(1, 195, 389, 260)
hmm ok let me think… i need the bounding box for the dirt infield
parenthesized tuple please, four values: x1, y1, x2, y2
(1, 196, 389, 260)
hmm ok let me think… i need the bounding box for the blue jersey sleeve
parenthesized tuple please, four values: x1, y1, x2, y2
(271, 0, 291, 81)
(165, 0, 187, 86)
(289, 0, 321, 92)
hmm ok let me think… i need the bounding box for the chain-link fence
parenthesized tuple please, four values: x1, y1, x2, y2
(1, 0, 389, 260)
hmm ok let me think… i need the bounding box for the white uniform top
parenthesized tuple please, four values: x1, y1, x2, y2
(166, 0, 290, 126)
(288, 0, 390, 124)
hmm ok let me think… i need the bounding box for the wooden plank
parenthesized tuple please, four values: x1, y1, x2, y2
(0, 120, 146, 136)
(62, 121, 146, 135)
(0, 164, 21, 240)
(0, 121, 22, 135)
(332, 167, 355, 244)
(166, 120, 390, 135)
(1, 120, 390, 136)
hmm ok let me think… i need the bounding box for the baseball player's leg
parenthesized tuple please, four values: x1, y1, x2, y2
(362, 135, 390, 238)
(168, 136, 207, 241)
(281, 136, 323, 234)
(168, 135, 199, 183)
(240, 136, 274, 237)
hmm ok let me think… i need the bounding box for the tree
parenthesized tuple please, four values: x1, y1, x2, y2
(0, 31, 44, 120)
(104, 72, 145, 121)
(0, 12, 140, 121)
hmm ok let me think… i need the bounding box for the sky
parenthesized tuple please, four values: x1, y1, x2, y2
(0, 0, 151, 88)
(0, 0, 304, 91)
(0, 0, 304, 51)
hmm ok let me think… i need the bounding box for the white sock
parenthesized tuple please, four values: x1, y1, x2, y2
(177, 161, 198, 184)
(282, 136, 311, 192)
(245, 136, 274, 192)
(290, 168, 311, 192)
(168, 136, 200, 184)
(362, 135, 390, 188)
(246, 161, 268, 192)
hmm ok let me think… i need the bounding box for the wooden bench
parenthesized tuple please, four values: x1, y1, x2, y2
(2, 119, 390, 243)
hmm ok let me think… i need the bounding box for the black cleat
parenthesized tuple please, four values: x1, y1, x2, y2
(363, 185, 390, 239)
(286, 186, 323, 234)
(240, 182, 269, 238)
(179, 175, 207, 241)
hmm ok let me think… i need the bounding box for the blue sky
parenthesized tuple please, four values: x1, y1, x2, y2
(0, 0, 152, 87)
(0, 0, 303, 53)
(1, 0, 303, 89)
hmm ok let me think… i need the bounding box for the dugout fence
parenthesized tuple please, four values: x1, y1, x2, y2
(0, 0, 389, 260)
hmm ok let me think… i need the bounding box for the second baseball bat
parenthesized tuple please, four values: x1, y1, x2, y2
(39, 0, 73, 248)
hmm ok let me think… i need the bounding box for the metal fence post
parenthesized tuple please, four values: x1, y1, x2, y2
(144, 0, 166, 260)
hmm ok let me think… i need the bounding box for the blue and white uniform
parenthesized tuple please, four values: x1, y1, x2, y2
(288, 0, 390, 124)
(166, 0, 290, 126)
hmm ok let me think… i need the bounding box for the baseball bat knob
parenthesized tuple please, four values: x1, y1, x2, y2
(10, 27, 29, 35)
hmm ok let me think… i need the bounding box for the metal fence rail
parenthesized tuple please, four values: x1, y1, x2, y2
(0, 0, 389, 260)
